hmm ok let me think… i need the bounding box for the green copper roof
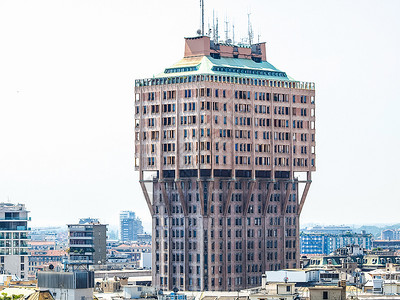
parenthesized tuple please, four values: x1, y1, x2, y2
(156, 56, 295, 81)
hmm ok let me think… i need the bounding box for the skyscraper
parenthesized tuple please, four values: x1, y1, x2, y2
(135, 35, 316, 291)
(119, 211, 144, 242)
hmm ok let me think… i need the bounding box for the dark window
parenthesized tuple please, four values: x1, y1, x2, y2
(323, 291, 328, 299)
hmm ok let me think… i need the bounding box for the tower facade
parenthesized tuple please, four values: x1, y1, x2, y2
(135, 36, 316, 291)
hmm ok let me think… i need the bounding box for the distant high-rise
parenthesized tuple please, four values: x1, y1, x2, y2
(0, 203, 30, 279)
(119, 211, 143, 242)
(135, 34, 316, 291)
(67, 219, 107, 267)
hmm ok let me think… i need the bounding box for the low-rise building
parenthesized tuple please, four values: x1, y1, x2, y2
(137, 233, 151, 244)
(249, 282, 299, 300)
(28, 249, 67, 274)
(29, 241, 56, 251)
(381, 229, 400, 241)
(302, 247, 400, 272)
(308, 286, 345, 300)
(373, 239, 400, 251)
(123, 285, 156, 299)
(37, 270, 94, 300)
(106, 243, 151, 269)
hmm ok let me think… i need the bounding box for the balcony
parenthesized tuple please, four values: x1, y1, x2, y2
(68, 236, 93, 240)
(67, 259, 93, 264)
(68, 243, 93, 247)
(69, 247, 95, 255)
(0, 217, 30, 221)
(0, 227, 29, 231)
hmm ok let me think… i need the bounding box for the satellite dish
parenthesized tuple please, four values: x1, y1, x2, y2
(172, 287, 179, 293)
(49, 264, 54, 270)
(196, 29, 202, 35)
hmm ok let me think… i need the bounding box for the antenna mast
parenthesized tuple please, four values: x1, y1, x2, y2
(232, 23, 235, 45)
(247, 13, 253, 45)
(200, 0, 204, 35)
(224, 17, 229, 43)
(212, 10, 216, 41)
(215, 16, 219, 43)
(212, 10, 219, 43)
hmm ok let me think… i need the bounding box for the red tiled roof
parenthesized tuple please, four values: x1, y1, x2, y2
(29, 241, 56, 245)
(30, 250, 66, 256)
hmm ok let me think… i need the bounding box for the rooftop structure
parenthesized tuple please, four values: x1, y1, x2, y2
(37, 270, 94, 300)
(304, 226, 353, 235)
(135, 33, 316, 291)
(79, 218, 100, 225)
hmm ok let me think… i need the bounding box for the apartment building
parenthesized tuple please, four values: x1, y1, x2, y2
(67, 219, 107, 268)
(0, 203, 30, 279)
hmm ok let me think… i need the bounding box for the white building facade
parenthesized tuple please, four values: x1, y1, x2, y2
(0, 203, 30, 279)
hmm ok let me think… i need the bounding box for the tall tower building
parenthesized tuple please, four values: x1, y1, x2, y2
(135, 35, 316, 291)
(120, 211, 144, 242)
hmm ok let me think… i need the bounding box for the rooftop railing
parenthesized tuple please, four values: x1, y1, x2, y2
(135, 74, 315, 91)
(0, 217, 30, 221)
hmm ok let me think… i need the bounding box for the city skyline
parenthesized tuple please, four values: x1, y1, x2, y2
(1, 0, 399, 229)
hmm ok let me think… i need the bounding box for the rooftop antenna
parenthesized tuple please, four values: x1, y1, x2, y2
(200, 0, 204, 35)
(215, 15, 219, 43)
(232, 23, 235, 45)
(224, 16, 229, 43)
(247, 12, 253, 45)
(212, 10, 216, 41)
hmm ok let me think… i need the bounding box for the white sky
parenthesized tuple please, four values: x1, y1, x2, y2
(0, 0, 399, 231)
